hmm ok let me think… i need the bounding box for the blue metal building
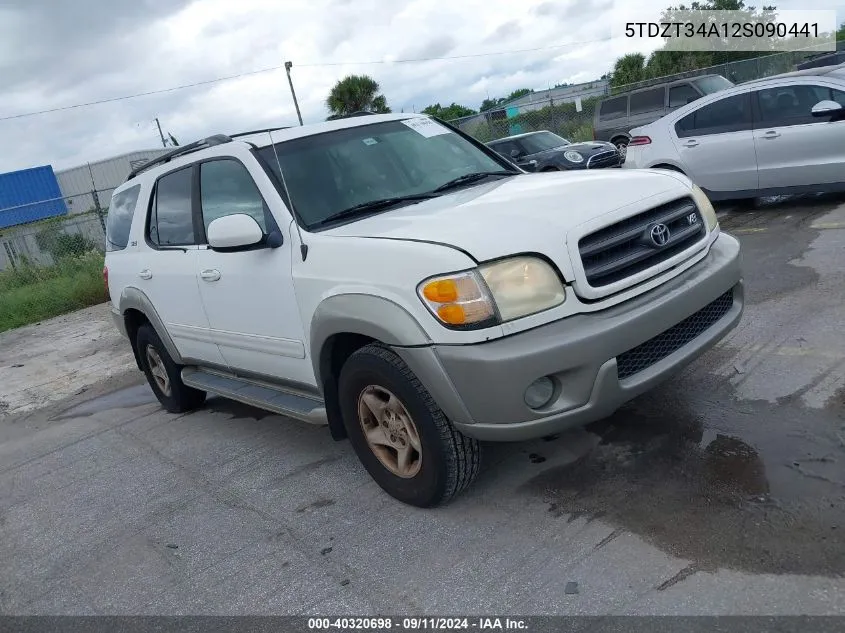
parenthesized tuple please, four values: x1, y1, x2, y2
(0, 166, 68, 230)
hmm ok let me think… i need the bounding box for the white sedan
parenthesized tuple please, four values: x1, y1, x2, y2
(623, 63, 845, 201)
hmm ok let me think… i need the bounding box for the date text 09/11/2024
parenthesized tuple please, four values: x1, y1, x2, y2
(307, 617, 528, 630)
(624, 21, 820, 38)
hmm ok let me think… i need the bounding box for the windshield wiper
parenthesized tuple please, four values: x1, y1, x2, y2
(431, 170, 517, 194)
(315, 194, 438, 226)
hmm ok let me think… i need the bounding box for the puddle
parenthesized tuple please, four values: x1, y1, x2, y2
(53, 384, 156, 419)
(525, 382, 845, 576)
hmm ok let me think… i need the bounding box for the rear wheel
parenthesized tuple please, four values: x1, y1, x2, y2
(137, 324, 206, 413)
(338, 343, 481, 507)
(612, 137, 629, 158)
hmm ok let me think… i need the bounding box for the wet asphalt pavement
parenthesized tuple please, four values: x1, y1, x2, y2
(1, 196, 844, 615)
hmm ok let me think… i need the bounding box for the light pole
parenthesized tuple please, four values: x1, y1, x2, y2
(285, 61, 304, 126)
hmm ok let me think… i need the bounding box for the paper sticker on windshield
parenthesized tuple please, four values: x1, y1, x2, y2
(401, 118, 451, 138)
(362, 137, 378, 146)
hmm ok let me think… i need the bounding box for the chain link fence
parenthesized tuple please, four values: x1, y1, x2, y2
(0, 191, 110, 332)
(446, 47, 827, 144)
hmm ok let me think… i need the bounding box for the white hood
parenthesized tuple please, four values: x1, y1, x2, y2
(322, 169, 692, 279)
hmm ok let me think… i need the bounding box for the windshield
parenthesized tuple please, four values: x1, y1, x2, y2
(694, 75, 734, 95)
(256, 119, 508, 229)
(518, 131, 571, 154)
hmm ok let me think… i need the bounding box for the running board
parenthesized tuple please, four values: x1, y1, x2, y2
(181, 367, 327, 425)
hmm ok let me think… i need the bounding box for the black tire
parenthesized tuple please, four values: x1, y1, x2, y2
(136, 323, 206, 413)
(612, 137, 629, 157)
(338, 343, 481, 507)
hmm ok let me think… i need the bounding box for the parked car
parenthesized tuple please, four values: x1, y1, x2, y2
(487, 131, 620, 171)
(105, 113, 743, 507)
(623, 64, 845, 200)
(593, 74, 734, 155)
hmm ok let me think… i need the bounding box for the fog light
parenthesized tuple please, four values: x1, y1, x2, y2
(524, 377, 555, 409)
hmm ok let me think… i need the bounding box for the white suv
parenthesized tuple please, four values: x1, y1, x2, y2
(105, 113, 743, 507)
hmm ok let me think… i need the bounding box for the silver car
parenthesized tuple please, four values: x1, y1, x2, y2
(623, 64, 845, 200)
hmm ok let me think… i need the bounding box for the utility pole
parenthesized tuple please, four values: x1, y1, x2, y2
(154, 118, 167, 147)
(284, 61, 304, 126)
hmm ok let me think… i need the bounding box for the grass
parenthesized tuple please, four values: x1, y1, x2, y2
(0, 251, 109, 333)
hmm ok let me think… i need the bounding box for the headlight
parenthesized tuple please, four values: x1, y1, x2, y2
(418, 257, 566, 328)
(563, 150, 584, 163)
(690, 184, 718, 231)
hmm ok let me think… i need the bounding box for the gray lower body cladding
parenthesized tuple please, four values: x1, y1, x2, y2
(395, 233, 743, 442)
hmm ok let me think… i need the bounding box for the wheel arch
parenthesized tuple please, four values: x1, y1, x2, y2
(310, 294, 433, 441)
(117, 287, 184, 368)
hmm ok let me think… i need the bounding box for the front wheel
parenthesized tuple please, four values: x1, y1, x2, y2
(338, 343, 481, 507)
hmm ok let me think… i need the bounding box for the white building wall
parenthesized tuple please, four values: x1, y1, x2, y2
(55, 149, 169, 214)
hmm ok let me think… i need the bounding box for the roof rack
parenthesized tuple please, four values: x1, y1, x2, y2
(125, 126, 299, 181)
(126, 134, 233, 179)
(230, 126, 292, 138)
(326, 110, 379, 121)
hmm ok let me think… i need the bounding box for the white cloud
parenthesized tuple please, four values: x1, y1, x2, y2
(0, 0, 841, 173)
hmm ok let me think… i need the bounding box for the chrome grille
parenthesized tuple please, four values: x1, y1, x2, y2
(586, 150, 620, 169)
(616, 291, 734, 380)
(578, 197, 705, 288)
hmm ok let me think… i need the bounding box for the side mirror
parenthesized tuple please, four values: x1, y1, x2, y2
(811, 100, 844, 119)
(207, 214, 264, 250)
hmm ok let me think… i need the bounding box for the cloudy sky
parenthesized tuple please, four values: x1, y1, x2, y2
(0, 0, 842, 173)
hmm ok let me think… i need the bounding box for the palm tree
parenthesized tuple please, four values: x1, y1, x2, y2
(326, 75, 391, 119)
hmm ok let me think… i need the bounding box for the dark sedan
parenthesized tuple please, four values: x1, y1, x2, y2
(487, 131, 621, 172)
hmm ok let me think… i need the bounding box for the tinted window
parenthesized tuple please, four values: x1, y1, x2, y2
(489, 140, 521, 157)
(693, 76, 734, 95)
(519, 132, 570, 154)
(669, 84, 702, 108)
(833, 88, 845, 107)
(149, 167, 195, 246)
(256, 119, 505, 229)
(629, 88, 665, 115)
(599, 96, 627, 120)
(757, 84, 835, 126)
(106, 185, 141, 251)
(675, 93, 751, 137)
(200, 160, 269, 233)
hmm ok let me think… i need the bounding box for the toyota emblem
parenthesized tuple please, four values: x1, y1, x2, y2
(649, 223, 670, 247)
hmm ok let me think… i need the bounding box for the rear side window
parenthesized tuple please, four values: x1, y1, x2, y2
(629, 88, 665, 115)
(106, 185, 141, 251)
(599, 96, 628, 121)
(675, 93, 752, 138)
(669, 84, 702, 108)
(148, 167, 195, 246)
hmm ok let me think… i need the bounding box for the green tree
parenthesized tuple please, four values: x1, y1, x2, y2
(610, 53, 649, 89)
(479, 88, 534, 112)
(326, 75, 391, 119)
(608, 0, 778, 89)
(421, 103, 477, 120)
(506, 88, 533, 101)
(837, 22, 845, 41)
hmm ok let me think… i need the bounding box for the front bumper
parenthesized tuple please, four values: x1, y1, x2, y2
(395, 233, 743, 442)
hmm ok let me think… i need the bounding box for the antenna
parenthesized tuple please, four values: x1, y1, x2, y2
(268, 129, 308, 261)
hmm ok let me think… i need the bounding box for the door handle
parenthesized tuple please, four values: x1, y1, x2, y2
(762, 130, 781, 139)
(683, 140, 699, 147)
(200, 269, 221, 282)
(138, 269, 152, 280)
